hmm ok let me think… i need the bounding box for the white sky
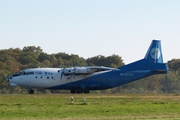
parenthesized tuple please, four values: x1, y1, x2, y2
(0, 0, 180, 64)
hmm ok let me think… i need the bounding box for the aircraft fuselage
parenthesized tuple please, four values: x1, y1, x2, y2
(6, 40, 169, 94)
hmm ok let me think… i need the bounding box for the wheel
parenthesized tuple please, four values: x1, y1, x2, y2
(29, 89, 34, 94)
(84, 89, 89, 94)
(77, 89, 83, 94)
(70, 89, 76, 94)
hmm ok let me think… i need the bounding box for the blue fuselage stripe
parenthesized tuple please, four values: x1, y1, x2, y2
(47, 70, 154, 90)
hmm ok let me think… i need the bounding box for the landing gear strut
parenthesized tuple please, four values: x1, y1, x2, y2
(29, 89, 34, 94)
(84, 89, 89, 94)
(70, 89, 89, 94)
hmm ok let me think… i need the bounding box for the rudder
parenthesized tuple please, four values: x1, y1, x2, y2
(144, 40, 163, 63)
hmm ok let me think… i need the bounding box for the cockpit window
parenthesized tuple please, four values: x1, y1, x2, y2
(12, 71, 23, 77)
(24, 72, 34, 75)
(24, 72, 28, 75)
(12, 71, 34, 77)
(29, 72, 34, 74)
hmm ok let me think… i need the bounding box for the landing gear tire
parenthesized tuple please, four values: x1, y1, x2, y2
(77, 89, 83, 94)
(84, 89, 89, 94)
(29, 89, 34, 94)
(70, 89, 76, 94)
(70, 89, 90, 94)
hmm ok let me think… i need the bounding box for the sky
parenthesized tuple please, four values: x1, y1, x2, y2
(0, 0, 180, 64)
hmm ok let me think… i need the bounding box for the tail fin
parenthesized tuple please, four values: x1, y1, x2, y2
(144, 40, 163, 63)
(119, 40, 169, 72)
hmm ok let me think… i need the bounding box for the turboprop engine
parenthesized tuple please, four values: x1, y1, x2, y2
(63, 67, 94, 75)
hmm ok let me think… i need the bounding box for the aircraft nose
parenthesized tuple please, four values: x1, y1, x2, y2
(6, 76, 9, 82)
(6, 76, 12, 82)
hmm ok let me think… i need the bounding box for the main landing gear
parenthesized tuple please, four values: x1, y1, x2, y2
(70, 89, 89, 94)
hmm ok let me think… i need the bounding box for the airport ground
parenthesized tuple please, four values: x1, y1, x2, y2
(0, 94, 180, 120)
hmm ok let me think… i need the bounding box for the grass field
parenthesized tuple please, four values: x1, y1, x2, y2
(0, 94, 180, 120)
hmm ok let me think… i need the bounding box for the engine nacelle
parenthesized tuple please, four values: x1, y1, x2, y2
(63, 67, 93, 75)
(63, 68, 75, 75)
(75, 68, 92, 74)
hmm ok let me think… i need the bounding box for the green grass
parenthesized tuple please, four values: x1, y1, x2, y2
(0, 94, 180, 120)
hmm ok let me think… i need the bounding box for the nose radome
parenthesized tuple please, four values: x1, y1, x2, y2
(6, 76, 9, 82)
(6, 76, 12, 82)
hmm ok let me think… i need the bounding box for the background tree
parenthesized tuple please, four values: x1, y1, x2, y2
(86, 54, 124, 68)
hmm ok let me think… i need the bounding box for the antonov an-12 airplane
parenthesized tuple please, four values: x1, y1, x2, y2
(6, 40, 169, 94)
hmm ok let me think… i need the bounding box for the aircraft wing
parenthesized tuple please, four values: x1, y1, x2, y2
(63, 66, 114, 75)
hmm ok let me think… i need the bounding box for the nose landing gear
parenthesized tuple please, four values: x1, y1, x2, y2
(28, 88, 34, 94)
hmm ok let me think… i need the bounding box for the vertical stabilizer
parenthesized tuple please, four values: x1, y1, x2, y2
(118, 40, 168, 72)
(144, 40, 163, 63)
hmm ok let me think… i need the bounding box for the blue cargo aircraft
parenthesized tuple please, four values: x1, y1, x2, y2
(6, 40, 169, 94)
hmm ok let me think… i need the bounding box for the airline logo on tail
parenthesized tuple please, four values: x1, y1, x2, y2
(150, 48, 161, 59)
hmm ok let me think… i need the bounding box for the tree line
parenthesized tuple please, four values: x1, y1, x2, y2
(0, 46, 180, 94)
